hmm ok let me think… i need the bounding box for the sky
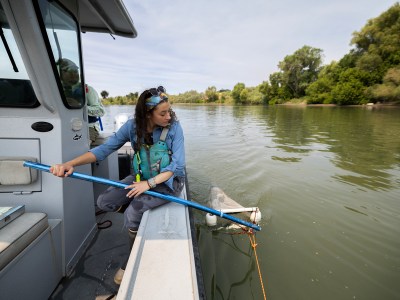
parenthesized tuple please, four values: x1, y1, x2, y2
(81, 0, 398, 97)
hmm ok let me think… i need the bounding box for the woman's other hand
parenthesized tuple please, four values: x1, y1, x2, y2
(125, 180, 150, 198)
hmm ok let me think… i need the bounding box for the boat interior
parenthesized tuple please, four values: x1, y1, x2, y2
(0, 1, 202, 299)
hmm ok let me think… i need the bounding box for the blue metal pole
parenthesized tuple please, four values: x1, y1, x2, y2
(23, 161, 261, 231)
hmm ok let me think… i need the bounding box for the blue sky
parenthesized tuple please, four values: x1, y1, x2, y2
(81, 0, 398, 96)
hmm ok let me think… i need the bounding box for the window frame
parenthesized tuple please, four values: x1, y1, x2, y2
(33, 0, 86, 109)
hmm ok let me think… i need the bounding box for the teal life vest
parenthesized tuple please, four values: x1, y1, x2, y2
(133, 127, 171, 180)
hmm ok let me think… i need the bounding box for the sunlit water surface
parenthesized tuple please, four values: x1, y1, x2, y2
(103, 105, 400, 300)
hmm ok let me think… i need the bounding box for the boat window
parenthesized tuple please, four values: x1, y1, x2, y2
(35, 0, 84, 109)
(0, 3, 40, 108)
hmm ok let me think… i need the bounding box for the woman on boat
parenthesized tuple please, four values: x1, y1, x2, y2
(50, 86, 186, 284)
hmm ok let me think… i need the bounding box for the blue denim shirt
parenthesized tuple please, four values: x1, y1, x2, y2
(90, 118, 186, 190)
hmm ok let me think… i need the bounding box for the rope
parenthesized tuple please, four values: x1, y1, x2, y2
(206, 223, 266, 298)
(218, 224, 267, 299)
(248, 232, 267, 300)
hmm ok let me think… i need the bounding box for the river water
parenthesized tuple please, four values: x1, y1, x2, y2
(103, 105, 400, 300)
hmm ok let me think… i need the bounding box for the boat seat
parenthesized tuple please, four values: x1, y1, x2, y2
(0, 157, 38, 186)
(0, 212, 48, 271)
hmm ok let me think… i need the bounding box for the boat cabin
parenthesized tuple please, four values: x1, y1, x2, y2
(0, 1, 200, 299)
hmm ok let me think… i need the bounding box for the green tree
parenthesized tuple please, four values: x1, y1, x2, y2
(305, 62, 341, 104)
(205, 86, 218, 102)
(126, 92, 138, 100)
(240, 88, 249, 103)
(306, 77, 334, 104)
(307, 3, 400, 106)
(278, 45, 323, 98)
(338, 50, 360, 69)
(100, 90, 109, 99)
(368, 67, 400, 103)
(170, 90, 204, 103)
(219, 90, 233, 104)
(351, 3, 400, 66)
(115, 96, 124, 105)
(356, 53, 383, 73)
(231, 83, 245, 104)
(247, 86, 263, 104)
(258, 81, 272, 104)
(331, 68, 368, 104)
(126, 92, 138, 105)
(268, 72, 291, 103)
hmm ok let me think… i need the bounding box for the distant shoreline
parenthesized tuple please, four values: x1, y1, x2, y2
(277, 102, 400, 107)
(172, 102, 400, 107)
(106, 102, 400, 107)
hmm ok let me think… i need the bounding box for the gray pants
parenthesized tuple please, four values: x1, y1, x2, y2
(97, 175, 185, 229)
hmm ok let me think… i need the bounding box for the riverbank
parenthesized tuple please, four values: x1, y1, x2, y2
(276, 100, 400, 107)
(104, 100, 400, 107)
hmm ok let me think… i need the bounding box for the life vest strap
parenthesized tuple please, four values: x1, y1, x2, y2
(160, 127, 169, 141)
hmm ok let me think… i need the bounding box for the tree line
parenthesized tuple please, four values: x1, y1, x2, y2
(101, 3, 400, 106)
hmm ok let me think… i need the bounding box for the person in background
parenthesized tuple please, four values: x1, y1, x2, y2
(86, 84, 105, 145)
(57, 58, 82, 107)
(49, 86, 186, 286)
(57, 58, 104, 144)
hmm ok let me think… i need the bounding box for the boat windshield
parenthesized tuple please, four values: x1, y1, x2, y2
(0, 3, 39, 108)
(35, 0, 84, 109)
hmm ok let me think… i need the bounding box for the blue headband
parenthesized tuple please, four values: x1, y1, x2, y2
(145, 93, 168, 107)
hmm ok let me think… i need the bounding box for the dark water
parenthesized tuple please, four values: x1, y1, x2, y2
(103, 105, 400, 300)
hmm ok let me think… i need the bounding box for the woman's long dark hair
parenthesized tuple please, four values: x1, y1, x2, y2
(134, 89, 177, 151)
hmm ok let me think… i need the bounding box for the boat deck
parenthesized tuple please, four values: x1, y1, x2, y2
(50, 210, 127, 299)
(49, 203, 204, 299)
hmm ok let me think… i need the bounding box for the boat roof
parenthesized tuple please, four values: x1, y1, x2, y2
(59, 0, 137, 38)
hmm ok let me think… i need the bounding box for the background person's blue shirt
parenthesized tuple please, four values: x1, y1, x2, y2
(90, 118, 186, 190)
